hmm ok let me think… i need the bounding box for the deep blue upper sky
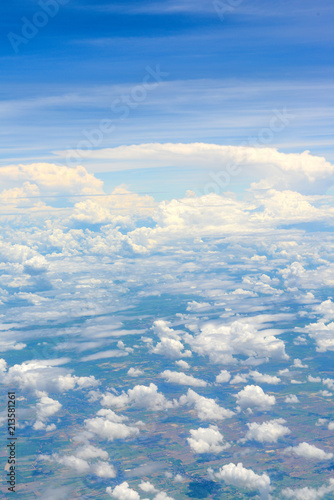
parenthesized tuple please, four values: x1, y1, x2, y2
(1, 0, 334, 172)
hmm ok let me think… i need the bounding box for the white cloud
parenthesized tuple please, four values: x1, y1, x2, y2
(160, 370, 207, 387)
(179, 389, 234, 420)
(40, 452, 116, 478)
(33, 393, 62, 430)
(4, 162, 102, 191)
(282, 479, 334, 499)
(0, 358, 98, 394)
(75, 444, 109, 461)
(188, 320, 287, 365)
(216, 370, 231, 384)
(293, 358, 308, 368)
(230, 374, 249, 385)
(84, 409, 139, 442)
(139, 481, 158, 494)
(150, 337, 192, 359)
(249, 371, 281, 385)
(107, 482, 141, 500)
(127, 367, 144, 377)
(54, 143, 334, 192)
(80, 350, 129, 362)
(101, 383, 174, 411)
(187, 426, 230, 454)
(235, 385, 276, 411)
(213, 462, 271, 499)
(284, 442, 333, 460)
(186, 301, 211, 312)
(175, 360, 190, 370)
(244, 418, 290, 443)
(284, 394, 299, 403)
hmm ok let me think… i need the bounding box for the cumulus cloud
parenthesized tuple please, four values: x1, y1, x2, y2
(0, 358, 98, 394)
(101, 383, 175, 411)
(0, 162, 103, 195)
(235, 385, 276, 411)
(284, 394, 299, 403)
(249, 370, 281, 385)
(150, 337, 192, 359)
(282, 479, 334, 499)
(175, 360, 190, 370)
(187, 426, 230, 454)
(284, 442, 333, 460)
(106, 481, 174, 500)
(213, 462, 271, 499)
(243, 418, 290, 443)
(84, 408, 140, 442)
(107, 482, 141, 500)
(160, 370, 207, 387)
(139, 481, 158, 494)
(33, 392, 62, 430)
(127, 367, 144, 377)
(216, 370, 231, 384)
(179, 389, 234, 420)
(39, 452, 116, 478)
(188, 320, 287, 365)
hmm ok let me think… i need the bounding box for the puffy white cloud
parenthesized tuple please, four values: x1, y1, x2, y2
(282, 479, 334, 499)
(1, 359, 64, 391)
(249, 371, 281, 385)
(153, 492, 174, 500)
(179, 389, 234, 420)
(284, 394, 299, 403)
(187, 426, 230, 454)
(106, 482, 147, 500)
(127, 367, 144, 377)
(108, 480, 173, 500)
(40, 451, 116, 478)
(139, 481, 158, 494)
(33, 393, 62, 430)
(322, 378, 334, 390)
(75, 444, 109, 461)
(216, 370, 231, 384)
(305, 321, 334, 352)
(101, 383, 174, 411)
(0, 359, 99, 394)
(244, 418, 290, 443)
(152, 320, 182, 340)
(160, 370, 207, 387)
(175, 359, 190, 370)
(150, 337, 192, 359)
(188, 320, 287, 365)
(284, 442, 333, 460)
(91, 461, 116, 478)
(84, 409, 139, 442)
(293, 358, 308, 368)
(235, 385, 276, 411)
(0, 162, 103, 195)
(71, 185, 156, 225)
(213, 462, 271, 499)
(230, 374, 249, 385)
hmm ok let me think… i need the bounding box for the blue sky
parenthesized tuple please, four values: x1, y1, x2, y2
(1, 0, 334, 196)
